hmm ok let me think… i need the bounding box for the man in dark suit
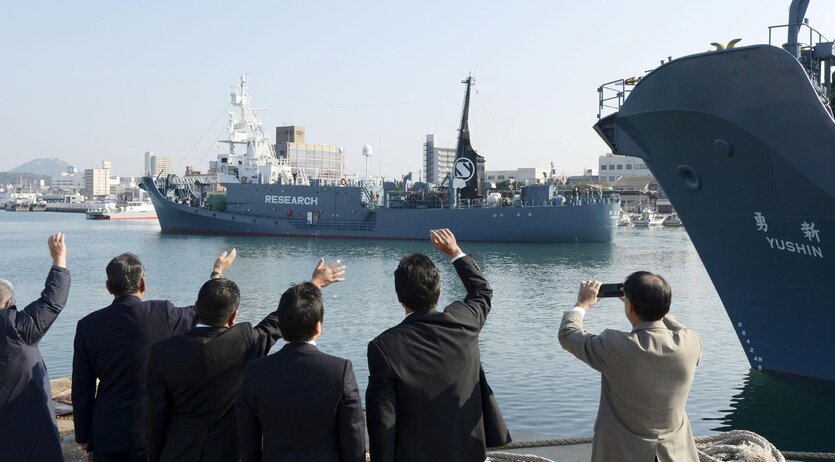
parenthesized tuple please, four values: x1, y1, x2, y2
(365, 228, 496, 462)
(236, 282, 366, 462)
(146, 257, 346, 462)
(0, 233, 70, 462)
(72, 249, 235, 461)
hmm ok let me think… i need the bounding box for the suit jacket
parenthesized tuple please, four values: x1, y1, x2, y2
(558, 311, 703, 462)
(236, 342, 366, 462)
(146, 310, 283, 462)
(0, 266, 70, 462)
(366, 255, 494, 462)
(72, 296, 196, 454)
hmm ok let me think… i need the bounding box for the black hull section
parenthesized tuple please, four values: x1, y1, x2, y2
(596, 45, 835, 380)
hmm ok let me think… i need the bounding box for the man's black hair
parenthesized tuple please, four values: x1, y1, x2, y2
(277, 282, 323, 342)
(623, 271, 672, 322)
(394, 253, 440, 313)
(195, 278, 240, 327)
(106, 253, 145, 297)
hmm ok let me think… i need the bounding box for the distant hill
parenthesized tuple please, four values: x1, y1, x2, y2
(9, 158, 75, 177)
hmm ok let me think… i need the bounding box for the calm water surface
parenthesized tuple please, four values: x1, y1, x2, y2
(2, 212, 833, 451)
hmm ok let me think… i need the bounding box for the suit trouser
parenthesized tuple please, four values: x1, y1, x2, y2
(93, 448, 146, 462)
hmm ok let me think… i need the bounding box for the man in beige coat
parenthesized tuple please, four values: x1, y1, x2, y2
(558, 271, 702, 462)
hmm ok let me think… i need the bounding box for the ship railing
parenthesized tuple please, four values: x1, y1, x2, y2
(452, 195, 618, 208)
(769, 22, 833, 101)
(597, 78, 633, 119)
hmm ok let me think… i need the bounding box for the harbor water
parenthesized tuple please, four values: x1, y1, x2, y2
(2, 212, 833, 452)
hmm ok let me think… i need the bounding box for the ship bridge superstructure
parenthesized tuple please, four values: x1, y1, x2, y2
(217, 75, 303, 186)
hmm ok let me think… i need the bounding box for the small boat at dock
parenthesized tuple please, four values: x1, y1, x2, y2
(86, 201, 158, 221)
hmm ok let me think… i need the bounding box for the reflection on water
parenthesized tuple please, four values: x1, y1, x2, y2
(705, 370, 835, 452)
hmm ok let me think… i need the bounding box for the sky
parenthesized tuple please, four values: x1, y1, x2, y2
(2, 0, 833, 178)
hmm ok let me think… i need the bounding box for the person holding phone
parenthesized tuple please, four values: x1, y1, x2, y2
(558, 272, 703, 462)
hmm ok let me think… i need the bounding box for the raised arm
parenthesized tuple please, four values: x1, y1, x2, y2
(166, 248, 237, 333)
(366, 341, 397, 462)
(431, 228, 492, 327)
(14, 233, 71, 345)
(250, 258, 346, 356)
(557, 280, 610, 372)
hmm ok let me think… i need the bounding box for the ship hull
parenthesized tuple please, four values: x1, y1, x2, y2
(142, 178, 618, 243)
(596, 45, 835, 380)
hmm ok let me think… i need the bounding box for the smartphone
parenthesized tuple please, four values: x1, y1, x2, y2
(598, 283, 624, 298)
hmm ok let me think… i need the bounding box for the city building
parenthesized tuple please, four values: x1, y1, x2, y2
(185, 166, 202, 176)
(423, 134, 456, 185)
(84, 160, 111, 198)
(598, 153, 653, 183)
(150, 154, 173, 177)
(485, 167, 549, 186)
(51, 167, 84, 190)
(610, 175, 659, 212)
(274, 125, 345, 182)
(566, 170, 601, 186)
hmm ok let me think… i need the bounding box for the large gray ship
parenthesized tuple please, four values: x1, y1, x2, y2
(594, 0, 834, 380)
(142, 76, 619, 243)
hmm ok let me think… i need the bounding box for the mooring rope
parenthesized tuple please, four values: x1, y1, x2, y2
(484, 430, 835, 462)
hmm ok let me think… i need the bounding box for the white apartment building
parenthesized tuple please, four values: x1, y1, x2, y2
(598, 153, 651, 182)
(485, 167, 549, 185)
(51, 170, 84, 190)
(423, 134, 456, 185)
(150, 155, 174, 177)
(84, 161, 111, 197)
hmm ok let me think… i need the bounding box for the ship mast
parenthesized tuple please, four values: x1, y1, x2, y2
(455, 75, 474, 161)
(453, 74, 483, 201)
(216, 75, 295, 184)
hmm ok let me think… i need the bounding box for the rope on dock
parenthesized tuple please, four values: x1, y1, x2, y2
(696, 430, 784, 462)
(490, 436, 593, 449)
(485, 430, 835, 462)
(780, 452, 835, 461)
(486, 454, 554, 462)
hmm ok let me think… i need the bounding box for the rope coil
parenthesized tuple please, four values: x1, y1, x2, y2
(485, 430, 835, 462)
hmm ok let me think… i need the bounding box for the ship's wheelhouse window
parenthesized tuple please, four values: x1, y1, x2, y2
(616, 165, 623, 170)
(625, 164, 632, 170)
(600, 165, 607, 170)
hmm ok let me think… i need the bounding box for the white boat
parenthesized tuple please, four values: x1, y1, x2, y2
(86, 201, 157, 220)
(662, 213, 684, 227)
(618, 211, 632, 226)
(633, 211, 664, 227)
